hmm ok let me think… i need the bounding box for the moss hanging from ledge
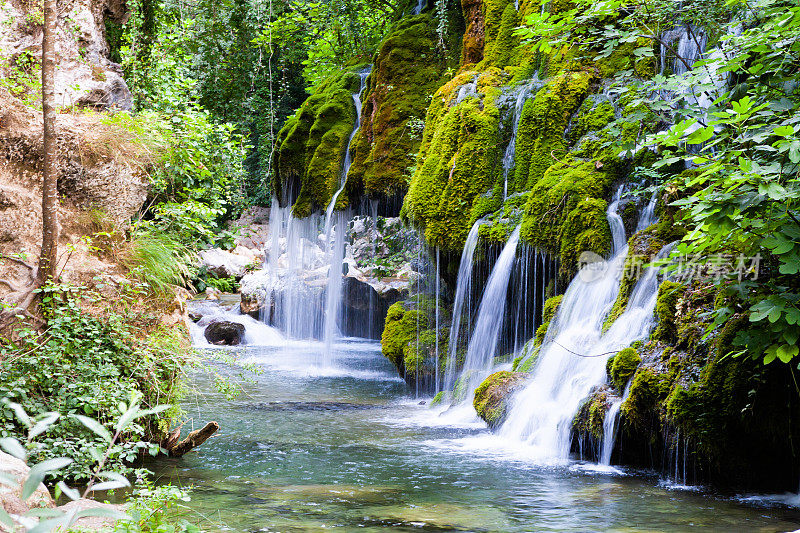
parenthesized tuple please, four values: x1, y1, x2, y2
(403, 68, 507, 251)
(520, 159, 613, 273)
(272, 67, 364, 218)
(512, 71, 596, 192)
(345, 15, 449, 208)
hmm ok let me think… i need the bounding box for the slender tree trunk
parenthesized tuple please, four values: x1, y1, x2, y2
(37, 0, 59, 286)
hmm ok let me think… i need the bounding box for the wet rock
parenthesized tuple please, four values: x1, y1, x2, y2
(204, 320, 246, 345)
(473, 371, 529, 428)
(199, 247, 260, 279)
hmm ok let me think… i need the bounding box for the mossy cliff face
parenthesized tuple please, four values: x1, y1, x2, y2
(603, 284, 800, 490)
(345, 15, 449, 212)
(272, 68, 363, 217)
(403, 69, 506, 250)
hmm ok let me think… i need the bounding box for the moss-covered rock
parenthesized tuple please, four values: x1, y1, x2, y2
(273, 67, 365, 217)
(403, 68, 507, 250)
(610, 347, 641, 391)
(533, 294, 564, 345)
(520, 160, 613, 272)
(346, 15, 449, 210)
(573, 388, 610, 441)
(652, 281, 684, 342)
(473, 370, 528, 427)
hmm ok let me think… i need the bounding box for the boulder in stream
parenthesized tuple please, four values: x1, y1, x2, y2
(204, 320, 246, 345)
(473, 371, 529, 428)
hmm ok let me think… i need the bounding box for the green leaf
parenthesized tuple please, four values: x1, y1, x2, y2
(29, 412, 60, 440)
(687, 126, 715, 145)
(0, 506, 14, 529)
(71, 414, 113, 443)
(773, 125, 795, 137)
(56, 481, 81, 501)
(21, 458, 72, 500)
(0, 437, 27, 461)
(73, 507, 130, 522)
(137, 405, 172, 417)
(777, 344, 799, 363)
(7, 402, 32, 428)
(115, 404, 140, 433)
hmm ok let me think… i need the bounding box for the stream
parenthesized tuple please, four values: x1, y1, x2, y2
(152, 333, 800, 532)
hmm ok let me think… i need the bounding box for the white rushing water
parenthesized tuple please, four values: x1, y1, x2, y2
(454, 225, 521, 403)
(322, 68, 371, 364)
(499, 192, 666, 461)
(443, 219, 485, 392)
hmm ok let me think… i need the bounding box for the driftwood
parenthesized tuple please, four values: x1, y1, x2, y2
(167, 421, 219, 457)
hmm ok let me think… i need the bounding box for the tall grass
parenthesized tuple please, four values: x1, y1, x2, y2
(121, 231, 194, 296)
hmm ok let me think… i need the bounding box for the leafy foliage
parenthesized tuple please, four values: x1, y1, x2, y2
(514, 0, 800, 364)
(0, 284, 188, 481)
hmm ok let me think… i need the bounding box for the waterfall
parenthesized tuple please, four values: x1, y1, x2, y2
(411, 0, 425, 15)
(321, 68, 371, 364)
(443, 219, 484, 392)
(434, 247, 441, 393)
(454, 226, 521, 402)
(498, 197, 635, 458)
(599, 382, 631, 466)
(502, 86, 530, 200)
(500, 192, 672, 461)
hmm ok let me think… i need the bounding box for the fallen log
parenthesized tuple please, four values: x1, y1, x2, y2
(168, 421, 219, 457)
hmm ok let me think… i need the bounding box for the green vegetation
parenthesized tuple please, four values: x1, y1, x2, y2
(0, 283, 187, 481)
(346, 14, 449, 203)
(472, 371, 527, 427)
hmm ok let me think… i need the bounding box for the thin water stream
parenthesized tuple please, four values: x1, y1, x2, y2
(154, 327, 800, 532)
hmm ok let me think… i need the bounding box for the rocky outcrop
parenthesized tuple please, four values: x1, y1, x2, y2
(0, 0, 132, 111)
(204, 320, 246, 345)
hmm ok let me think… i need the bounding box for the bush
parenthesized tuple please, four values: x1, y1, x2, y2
(0, 283, 188, 482)
(121, 231, 194, 297)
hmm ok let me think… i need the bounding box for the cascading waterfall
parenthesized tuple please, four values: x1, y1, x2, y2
(253, 68, 371, 352)
(443, 219, 485, 392)
(502, 85, 531, 200)
(499, 192, 665, 459)
(321, 68, 371, 363)
(454, 226, 521, 402)
(411, 0, 425, 15)
(599, 383, 629, 466)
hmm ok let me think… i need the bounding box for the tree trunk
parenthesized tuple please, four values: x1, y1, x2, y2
(37, 0, 59, 287)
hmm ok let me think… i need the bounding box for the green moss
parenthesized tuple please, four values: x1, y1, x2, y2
(520, 160, 613, 272)
(473, 370, 527, 427)
(652, 281, 684, 342)
(404, 69, 507, 250)
(610, 347, 641, 391)
(346, 15, 449, 206)
(273, 67, 364, 217)
(595, 37, 657, 79)
(567, 96, 615, 145)
(512, 71, 594, 192)
(573, 390, 609, 440)
(542, 294, 563, 323)
(381, 302, 429, 370)
(621, 367, 668, 429)
(532, 294, 564, 346)
(480, 1, 519, 68)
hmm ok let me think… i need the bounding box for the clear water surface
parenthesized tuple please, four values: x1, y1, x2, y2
(152, 339, 800, 532)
